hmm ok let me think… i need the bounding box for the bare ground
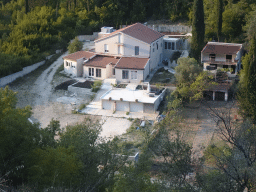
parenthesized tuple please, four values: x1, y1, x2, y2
(8, 51, 94, 129)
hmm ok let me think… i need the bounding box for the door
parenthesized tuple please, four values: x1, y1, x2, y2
(116, 101, 129, 111)
(143, 103, 154, 113)
(130, 102, 143, 113)
(102, 100, 112, 110)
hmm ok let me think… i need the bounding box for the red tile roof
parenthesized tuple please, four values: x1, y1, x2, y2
(95, 23, 164, 44)
(202, 42, 242, 55)
(84, 55, 120, 68)
(115, 57, 149, 70)
(63, 51, 95, 62)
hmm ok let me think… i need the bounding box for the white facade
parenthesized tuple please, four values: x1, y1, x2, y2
(83, 66, 107, 80)
(64, 58, 84, 77)
(95, 32, 164, 73)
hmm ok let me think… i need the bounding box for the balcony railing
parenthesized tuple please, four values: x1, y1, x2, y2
(202, 58, 237, 65)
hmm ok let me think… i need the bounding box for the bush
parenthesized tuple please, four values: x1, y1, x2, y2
(126, 112, 129, 115)
(79, 103, 86, 110)
(91, 80, 102, 92)
(68, 37, 83, 54)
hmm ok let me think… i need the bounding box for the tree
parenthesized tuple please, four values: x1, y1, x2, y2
(147, 112, 194, 190)
(222, 0, 251, 42)
(200, 103, 256, 191)
(191, 0, 205, 61)
(244, 4, 256, 41)
(216, 0, 223, 41)
(67, 37, 83, 54)
(59, 119, 127, 191)
(238, 35, 256, 122)
(175, 57, 202, 86)
(0, 86, 41, 187)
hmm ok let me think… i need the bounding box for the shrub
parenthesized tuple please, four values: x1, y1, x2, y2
(91, 80, 102, 92)
(79, 103, 86, 110)
(126, 111, 129, 115)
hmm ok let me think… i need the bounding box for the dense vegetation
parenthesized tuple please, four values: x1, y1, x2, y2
(0, 0, 255, 77)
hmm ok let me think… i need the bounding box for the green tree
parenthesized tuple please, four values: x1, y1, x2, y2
(59, 120, 127, 191)
(67, 36, 83, 54)
(216, 0, 223, 41)
(238, 35, 256, 122)
(222, 0, 251, 42)
(175, 57, 202, 86)
(0, 86, 41, 187)
(244, 4, 256, 41)
(191, 0, 205, 61)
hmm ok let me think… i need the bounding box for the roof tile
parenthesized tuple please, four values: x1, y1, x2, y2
(95, 23, 164, 44)
(63, 51, 95, 62)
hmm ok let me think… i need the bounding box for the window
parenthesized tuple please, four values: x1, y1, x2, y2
(96, 68, 101, 77)
(156, 43, 158, 50)
(89, 68, 94, 76)
(122, 70, 129, 79)
(168, 42, 171, 49)
(113, 68, 115, 75)
(165, 42, 167, 49)
(226, 55, 232, 61)
(135, 46, 139, 55)
(172, 42, 175, 50)
(66, 61, 68, 67)
(104, 44, 109, 53)
(131, 71, 137, 79)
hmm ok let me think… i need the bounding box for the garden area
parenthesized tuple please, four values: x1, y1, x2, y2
(150, 67, 175, 86)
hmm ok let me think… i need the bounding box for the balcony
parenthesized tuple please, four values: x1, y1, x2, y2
(202, 58, 237, 65)
(115, 42, 124, 46)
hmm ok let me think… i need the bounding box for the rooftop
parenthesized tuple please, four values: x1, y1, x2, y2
(115, 57, 149, 70)
(63, 51, 95, 62)
(84, 55, 120, 68)
(202, 42, 243, 55)
(95, 23, 164, 44)
(101, 88, 162, 104)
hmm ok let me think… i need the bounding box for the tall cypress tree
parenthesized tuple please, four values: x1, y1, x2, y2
(238, 35, 256, 122)
(25, 0, 29, 14)
(216, 0, 223, 42)
(191, 0, 205, 62)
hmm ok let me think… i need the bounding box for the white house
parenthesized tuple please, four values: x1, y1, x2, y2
(63, 51, 95, 77)
(94, 23, 164, 72)
(64, 23, 176, 83)
(83, 55, 121, 80)
(201, 42, 243, 74)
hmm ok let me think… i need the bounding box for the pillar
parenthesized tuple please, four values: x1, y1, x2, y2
(225, 92, 228, 101)
(213, 91, 215, 101)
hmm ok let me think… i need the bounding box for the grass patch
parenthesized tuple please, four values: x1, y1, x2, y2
(150, 67, 175, 85)
(79, 103, 86, 110)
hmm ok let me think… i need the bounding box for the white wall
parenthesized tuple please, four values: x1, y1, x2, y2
(83, 66, 106, 80)
(64, 60, 78, 76)
(0, 60, 45, 87)
(115, 69, 144, 83)
(122, 34, 150, 57)
(95, 33, 151, 57)
(149, 37, 163, 70)
(95, 33, 120, 55)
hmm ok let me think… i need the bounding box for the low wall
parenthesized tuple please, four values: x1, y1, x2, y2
(77, 32, 99, 41)
(120, 24, 192, 34)
(0, 53, 56, 87)
(68, 84, 94, 97)
(0, 60, 45, 87)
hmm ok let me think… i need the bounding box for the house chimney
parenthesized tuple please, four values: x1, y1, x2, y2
(148, 83, 151, 93)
